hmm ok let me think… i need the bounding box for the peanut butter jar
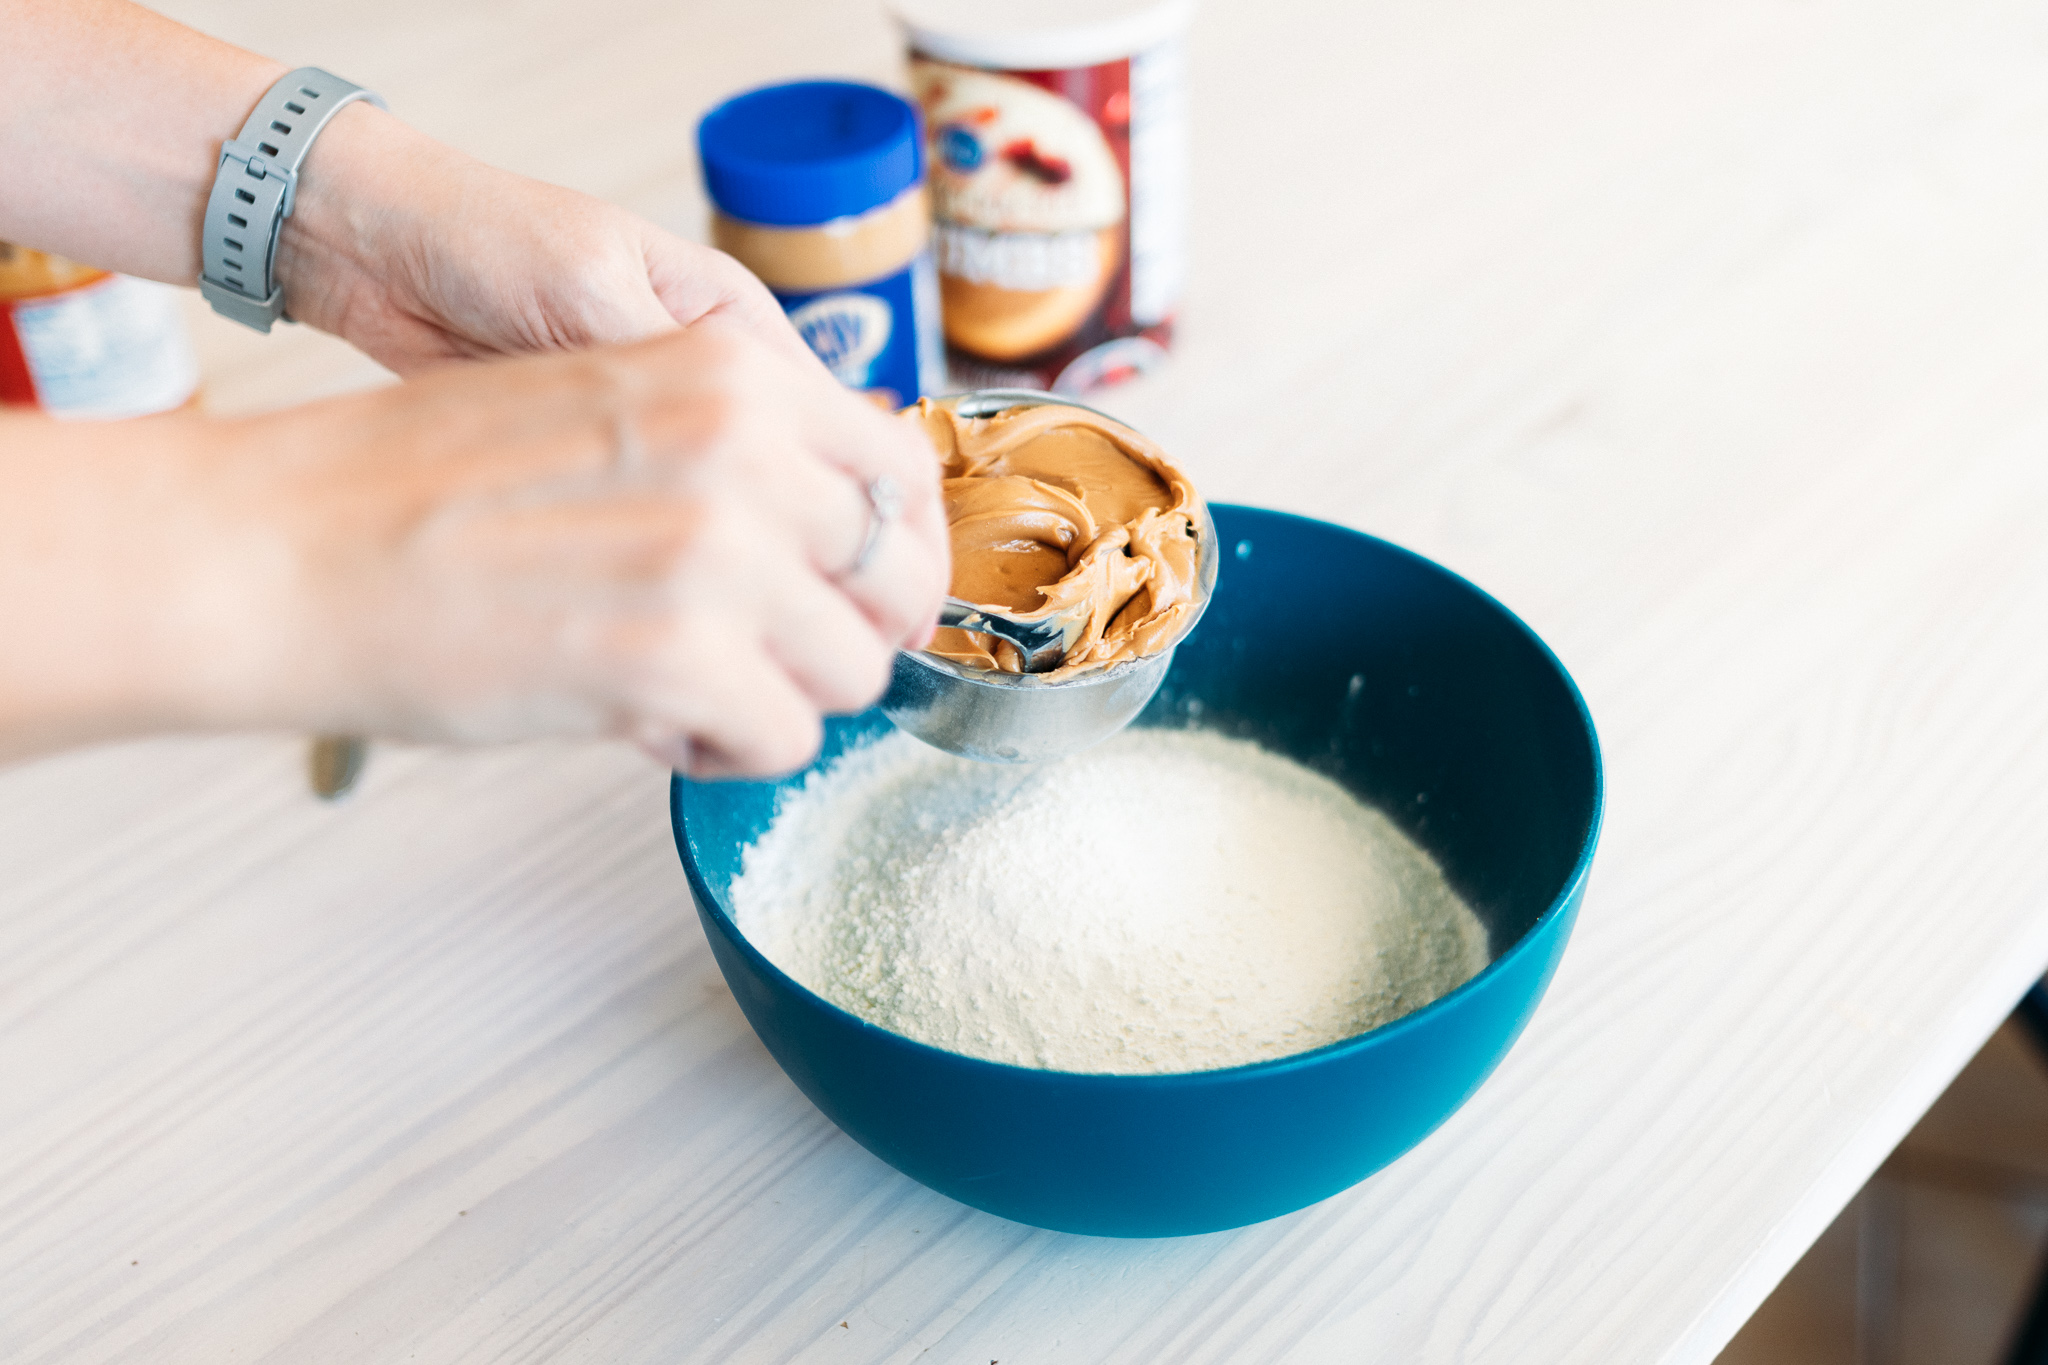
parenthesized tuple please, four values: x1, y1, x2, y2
(892, 0, 1193, 394)
(698, 81, 945, 408)
(0, 243, 199, 418)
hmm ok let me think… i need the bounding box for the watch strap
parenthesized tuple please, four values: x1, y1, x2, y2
(199, 68, 386, 333)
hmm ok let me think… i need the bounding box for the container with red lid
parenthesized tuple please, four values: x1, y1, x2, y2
(893, 0, 1193, 394)
(0, 244, 199, 419)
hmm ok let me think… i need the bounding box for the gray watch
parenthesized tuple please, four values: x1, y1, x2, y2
(199, 68, 386, 333)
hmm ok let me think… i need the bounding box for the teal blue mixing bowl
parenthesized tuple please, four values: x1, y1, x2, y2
(671, 505, 1602, 1237)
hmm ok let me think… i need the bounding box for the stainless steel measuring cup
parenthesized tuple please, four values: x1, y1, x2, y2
(882, 390, 1219, 764)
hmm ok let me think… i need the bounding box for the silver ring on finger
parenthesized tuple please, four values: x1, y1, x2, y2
(846, 474, 901, 578)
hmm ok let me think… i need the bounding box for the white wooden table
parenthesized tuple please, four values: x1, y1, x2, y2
(7, 0, 2048, 1360)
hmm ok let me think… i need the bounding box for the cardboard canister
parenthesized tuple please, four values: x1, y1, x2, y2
(893, 0, 1192, 394)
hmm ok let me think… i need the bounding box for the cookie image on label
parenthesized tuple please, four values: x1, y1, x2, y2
(913, 60, 1127, 363)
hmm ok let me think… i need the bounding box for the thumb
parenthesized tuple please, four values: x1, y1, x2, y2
(640, 229, 820, 370)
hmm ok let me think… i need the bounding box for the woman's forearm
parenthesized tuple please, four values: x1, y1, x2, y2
(0, 0, 286, 283)
(0, 408, 287, 760)
(0, 0, 807, 380)
(0, 0, 417, 316)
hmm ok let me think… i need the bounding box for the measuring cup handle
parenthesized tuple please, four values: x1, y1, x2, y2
(935, 598, 1067, 673)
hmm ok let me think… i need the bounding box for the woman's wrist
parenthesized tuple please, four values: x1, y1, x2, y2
(272, 103, 463, 345)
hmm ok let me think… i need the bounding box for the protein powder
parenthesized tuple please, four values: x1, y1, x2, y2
(731, 727, 1491, 1075)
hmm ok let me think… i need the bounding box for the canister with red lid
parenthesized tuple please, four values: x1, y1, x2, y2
(0, 244, 199, 419)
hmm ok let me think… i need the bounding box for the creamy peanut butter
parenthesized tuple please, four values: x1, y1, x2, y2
(908, 398, 1203, 679)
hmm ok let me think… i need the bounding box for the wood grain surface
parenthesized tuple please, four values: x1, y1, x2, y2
(5, 0, 2048, 1360)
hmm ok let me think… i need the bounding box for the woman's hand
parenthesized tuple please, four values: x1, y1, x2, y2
(0, 0, 950, 774)
(3, 8, 809, 380)
(0, 323, 949, 776)
(274, 105, 809, 377)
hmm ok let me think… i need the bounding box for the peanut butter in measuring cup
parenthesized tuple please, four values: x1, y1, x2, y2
(698, 81, 946, 408)
(0, 243, 199, 418)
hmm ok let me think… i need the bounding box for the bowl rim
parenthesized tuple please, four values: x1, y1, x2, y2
(673, 503, 1606, 1086)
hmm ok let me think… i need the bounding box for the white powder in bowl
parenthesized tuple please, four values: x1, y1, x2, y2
(729, 728, 1490, 1075)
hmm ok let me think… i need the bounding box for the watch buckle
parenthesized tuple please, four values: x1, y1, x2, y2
(200, 275, 285, 333)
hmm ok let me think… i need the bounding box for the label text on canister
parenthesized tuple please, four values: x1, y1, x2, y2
(910, 37, 1186, 394)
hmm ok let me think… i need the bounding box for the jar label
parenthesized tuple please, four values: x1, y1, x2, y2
(774, 252, 945, 409)
(0, 274, 199, 418)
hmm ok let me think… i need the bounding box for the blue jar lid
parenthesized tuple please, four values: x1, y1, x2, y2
(698, 81, 924, 228)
